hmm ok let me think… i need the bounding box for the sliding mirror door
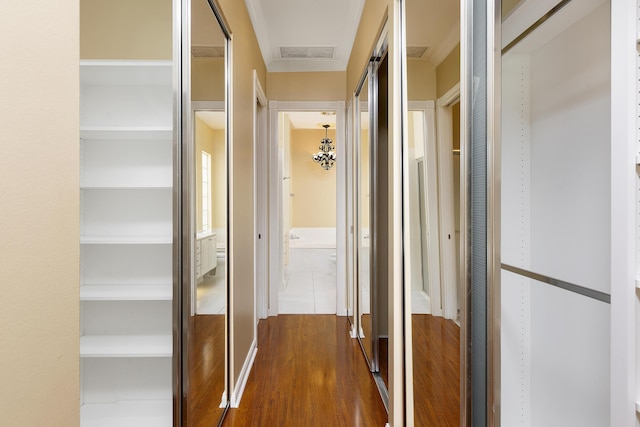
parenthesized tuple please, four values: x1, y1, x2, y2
(354, 23, 390, 407)
(182, 0, 229, 425)
(356, 69, 373, 367)
(403, 0, 461, 424)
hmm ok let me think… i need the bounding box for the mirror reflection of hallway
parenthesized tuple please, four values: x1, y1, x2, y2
(277, 111, 338, 315)
(183, 0, 229, 424)
(404, 0, 461, 424)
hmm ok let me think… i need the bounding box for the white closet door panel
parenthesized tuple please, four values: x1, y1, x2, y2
(529, 4, 610, 294)
(80, 85, 172, 128)
(81, 301, 171, 335)
(81, 245, 171, 285)
(81, 139, 172, 188)
(81, 358, 171, 404)
(81, 189, 172, 239)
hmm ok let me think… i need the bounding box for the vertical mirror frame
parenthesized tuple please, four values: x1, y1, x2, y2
(175, 0, 231, 425)
(460, 0, 500, 425)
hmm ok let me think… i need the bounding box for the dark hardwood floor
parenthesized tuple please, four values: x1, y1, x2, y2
(222, 315, 388, 427)
(412, 314, 460, 427)
(187, 313, 460, 426)
(189, 314, 226, 426)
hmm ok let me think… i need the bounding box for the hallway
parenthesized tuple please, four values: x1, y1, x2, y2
(221, 316, 387, 426)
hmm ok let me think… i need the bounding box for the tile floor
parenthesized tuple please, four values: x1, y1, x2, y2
(196, 267, 226, 315)
(279, 270, 336, 314)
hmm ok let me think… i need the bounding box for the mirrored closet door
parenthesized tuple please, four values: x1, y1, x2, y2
(402, 0, 462, 424)
(181, 0, 229, 425)
(354, 23, 390, 407)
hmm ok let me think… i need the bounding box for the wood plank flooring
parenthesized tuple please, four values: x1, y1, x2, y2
(222, 315, 388, 427)
(412, 314, 460, 427)
(189, 314, 226, 426)
(186, 313, 461, 426)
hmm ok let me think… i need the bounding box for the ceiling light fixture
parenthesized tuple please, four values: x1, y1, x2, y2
(312, 124, 336, 171)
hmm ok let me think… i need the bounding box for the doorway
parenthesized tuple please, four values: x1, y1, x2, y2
(277, 110, 337, 314)
(267, 101, 347, 316)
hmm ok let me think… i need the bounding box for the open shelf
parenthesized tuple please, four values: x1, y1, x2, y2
(80, 285, 172, 301)
(80, 236, 172, 245)
(80, 55, 173, 423)
(80, 185, 173, 190)
(80, 335, 172, 358)
(80, 127, 173, 140)
(80, 60, 172, 86)
(81, 399, 172, 427)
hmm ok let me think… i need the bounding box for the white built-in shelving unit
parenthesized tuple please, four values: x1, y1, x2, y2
(79, 60, 173, 427)
(501, 1, 611, 426)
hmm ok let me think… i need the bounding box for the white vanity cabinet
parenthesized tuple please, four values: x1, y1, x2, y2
(79, 60, 173, 426)
(196, 232, 217, 281)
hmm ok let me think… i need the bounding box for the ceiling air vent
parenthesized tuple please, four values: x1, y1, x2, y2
(191, 45, 225, 58)
(279, 46, 335, 59)
(407, 46, 429, 58)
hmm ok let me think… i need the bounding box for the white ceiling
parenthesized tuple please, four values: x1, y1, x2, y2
(286, 111, 336, 129)
(244, 0, 460, 72)
(245, 0, 365, 72)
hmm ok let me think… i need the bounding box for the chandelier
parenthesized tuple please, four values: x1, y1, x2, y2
(312, 124, 336, 170)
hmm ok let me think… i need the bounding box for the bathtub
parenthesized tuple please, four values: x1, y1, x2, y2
(287, 227, 336, 274)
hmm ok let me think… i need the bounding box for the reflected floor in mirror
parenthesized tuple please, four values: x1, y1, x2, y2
(189, 314, 226, 426)
(413, 315, 460, 426)
(197, 272, 225, 314)
(222, 315, 387, 426)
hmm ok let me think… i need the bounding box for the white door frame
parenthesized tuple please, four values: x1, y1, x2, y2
(436, 83, 461, 320)
(253, 71, 268, 322)
(267, 100, 347, 316)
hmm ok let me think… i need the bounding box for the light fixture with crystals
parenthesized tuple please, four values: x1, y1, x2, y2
(312, 124, 336, 170)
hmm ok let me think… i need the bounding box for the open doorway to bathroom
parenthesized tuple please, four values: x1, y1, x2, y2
(278, 110, 338, 314)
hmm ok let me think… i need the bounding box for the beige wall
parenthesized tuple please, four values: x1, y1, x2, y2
(217, 0, 267, 392)
(407, 61, 437, 101)
(267, 72, 346, 101)
(192, 58, 226, 101)
(195, 117, 226, 231)
(80, 0, 172, 60)
(0, 2, 80, 426)
(291, 129, 337, 227)
(436, 43, 460, 98)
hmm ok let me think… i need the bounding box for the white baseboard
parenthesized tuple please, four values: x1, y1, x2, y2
(219, 391, 227, 408)
(230, 340, 258, 408)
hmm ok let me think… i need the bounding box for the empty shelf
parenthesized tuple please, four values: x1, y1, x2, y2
(80, 335, 172, 358)
(81, 399, 172, 427)
(80, 285, 172, 301)
(80, 236, 172, 245)
(80, 127, 173, 140)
